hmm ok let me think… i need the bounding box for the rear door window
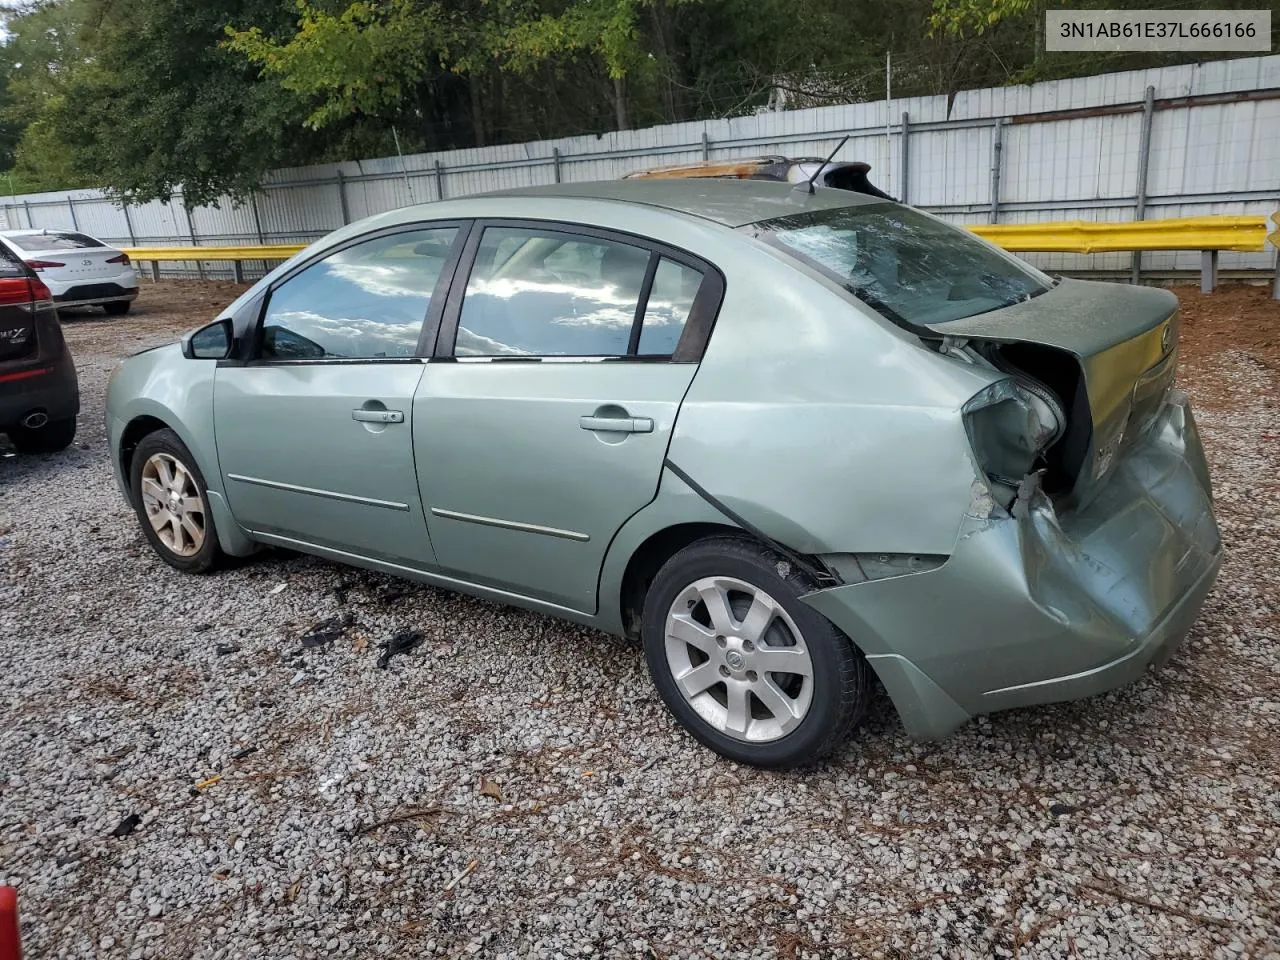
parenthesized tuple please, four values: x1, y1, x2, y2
(455, 227, 651, 357)
(452, 227, 712, 359)
(638, 258, 702, 355)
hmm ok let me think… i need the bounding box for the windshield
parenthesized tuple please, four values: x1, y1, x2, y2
(757, 203, 1053, 326)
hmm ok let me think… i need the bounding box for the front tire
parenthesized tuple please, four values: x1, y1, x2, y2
(8, 416, 76, 453)
(104, 300, 132, 316)
(129, 428, 222, 573)
(641, 535, 870, 768)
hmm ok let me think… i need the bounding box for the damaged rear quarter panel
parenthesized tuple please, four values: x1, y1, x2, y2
(800, 392, 1221, 739)
(665, 240, 1001, 558)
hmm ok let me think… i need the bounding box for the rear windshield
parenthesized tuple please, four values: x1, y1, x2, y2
(756, 203, 1052, 326)
(5, 231, 105, 252)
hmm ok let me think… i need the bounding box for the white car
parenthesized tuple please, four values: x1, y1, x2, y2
(0, 229, 138, 315)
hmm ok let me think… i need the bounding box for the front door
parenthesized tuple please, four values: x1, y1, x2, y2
(414, 222, 720, 612)
(214, 225, 463, 567)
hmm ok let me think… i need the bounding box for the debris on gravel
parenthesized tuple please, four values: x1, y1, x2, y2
(299, 615, 353, 650)
(377, 629, 425, 669)
(0, 282, 1277, 959)
(110, 814, 142, 839)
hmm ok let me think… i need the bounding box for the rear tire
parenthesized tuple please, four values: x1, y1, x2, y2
(641, 535, 870, 768)
(129, 428, 222, 574)
(104, 300, 132, 316)
(8, 416, 76, 454)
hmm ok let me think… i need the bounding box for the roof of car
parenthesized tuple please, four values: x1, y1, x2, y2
(479, 179, 884, 228)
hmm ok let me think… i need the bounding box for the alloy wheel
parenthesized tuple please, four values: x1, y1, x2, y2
(663, 576, 815, 743)
(139, 452, 206, 557)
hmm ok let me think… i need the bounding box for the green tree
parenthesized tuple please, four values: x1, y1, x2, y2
(502, 0, 650, 129)
(9, 0, 327, 206)
(0, 1, 91, 188)
(227, 0, 520, 150)
(226, 0, 441, 131)
(3, 0, 1277, 198)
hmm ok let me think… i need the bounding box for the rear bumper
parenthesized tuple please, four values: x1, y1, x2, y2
(801, 390, 1221, 740)
(45, 269, 139, 306)
(53, 284, 139, 308)
(0, 351, 79, 429)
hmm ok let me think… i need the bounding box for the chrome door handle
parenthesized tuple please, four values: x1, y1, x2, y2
(352, 409, 404, 424)
(579, 415, 653, 434)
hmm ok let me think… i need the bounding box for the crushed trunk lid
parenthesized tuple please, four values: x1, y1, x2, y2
(935, 278, 1180, 503)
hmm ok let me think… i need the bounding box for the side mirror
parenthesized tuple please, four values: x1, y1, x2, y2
(183, 318, 233, 360)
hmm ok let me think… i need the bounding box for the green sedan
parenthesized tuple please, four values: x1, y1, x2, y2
(105, 180, 1221, 768)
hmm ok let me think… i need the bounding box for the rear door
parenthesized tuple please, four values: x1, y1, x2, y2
(214, 224, 466, 567)
(413, 221, 723, 612)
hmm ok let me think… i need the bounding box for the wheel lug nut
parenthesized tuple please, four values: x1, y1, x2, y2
(715, 635, 726, 647)
(746, 671, 758, 682)
(719, 665, 730, 677)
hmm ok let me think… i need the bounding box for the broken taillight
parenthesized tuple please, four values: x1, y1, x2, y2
(963, 379, 1065, 506)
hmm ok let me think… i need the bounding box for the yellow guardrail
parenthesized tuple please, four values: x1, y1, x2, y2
(969, 214, 1271, 254)
(122, 244, 306, 261)
(123, 214, 1275, 266)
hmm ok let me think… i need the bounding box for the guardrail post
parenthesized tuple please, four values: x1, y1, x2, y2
(989, 119, 1005, 224)
(552, 148, 562, 184)
(151, 261, 161, 283)
(1130, 85, 1156, 285)
(899, 111, 910, 204)
(435, 161, 446, 201)
(22, 200, 32, 229)
(1200, 250, 1218, 293)
(701, 132, 710, 161)
(336, 171, 351, 225)
(1271, 249, 1279, 301)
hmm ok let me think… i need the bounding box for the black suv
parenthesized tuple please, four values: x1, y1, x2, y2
(0, 246, 78, 452)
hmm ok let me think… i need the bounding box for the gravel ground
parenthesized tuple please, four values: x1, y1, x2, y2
(1, 282, 1278, 960)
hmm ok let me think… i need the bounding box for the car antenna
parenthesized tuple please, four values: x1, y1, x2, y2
(793, 135, 850, 195)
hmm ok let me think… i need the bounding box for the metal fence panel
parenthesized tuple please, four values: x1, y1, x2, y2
(1, 54, 1276, 281)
